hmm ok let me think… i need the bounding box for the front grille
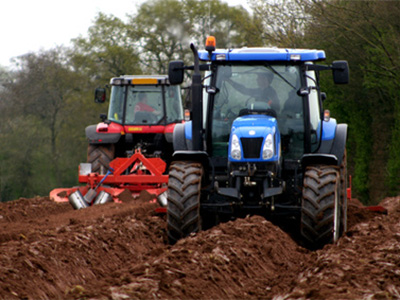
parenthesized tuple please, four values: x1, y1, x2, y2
(240, 137, 263, 159)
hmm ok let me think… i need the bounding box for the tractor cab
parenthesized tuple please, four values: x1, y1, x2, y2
(209, 63, 306, 161)
(106, 75, 183, 126)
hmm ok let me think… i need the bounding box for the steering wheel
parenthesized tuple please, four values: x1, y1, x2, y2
(226, 110, 235, 120)
(245, 97, 256, 108)
(246, 99, 272, 110)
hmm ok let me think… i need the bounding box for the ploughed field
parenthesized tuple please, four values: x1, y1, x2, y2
(0, 191, 399, 300)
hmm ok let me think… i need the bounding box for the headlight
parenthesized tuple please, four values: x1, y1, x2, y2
(230, 134, 242, 160)
(262, 134, 274, 160)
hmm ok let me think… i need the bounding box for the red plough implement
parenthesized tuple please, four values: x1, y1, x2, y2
(347, 175, 387, 214)
(50, 149, 168, 211)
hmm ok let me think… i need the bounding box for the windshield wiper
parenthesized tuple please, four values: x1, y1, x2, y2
(265, 64, 297, 90)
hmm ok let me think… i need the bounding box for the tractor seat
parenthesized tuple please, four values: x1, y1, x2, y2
(134, 111, 154, 124)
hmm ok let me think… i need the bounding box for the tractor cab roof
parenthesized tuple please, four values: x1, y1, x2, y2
(198, 47, 326, 62)
(110, 75, 170, 86)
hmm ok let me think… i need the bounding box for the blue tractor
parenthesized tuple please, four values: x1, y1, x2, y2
(167, 37, 350, 249)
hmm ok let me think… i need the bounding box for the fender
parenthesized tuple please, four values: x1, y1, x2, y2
(301, 153, 338, 168)
(318, 118, 336, 154)
(318, 120, 347, 166)
(308, 123, 347, 167)
(184, 121, 193, 140)
(172, 150, 210, 170)
(173, 122, 194, 151)
(164, 123, 177, 143)
(184, 121, 193, 150)
(85, 125, 121, 144)
(173, 123, 187, 151)
(329, 123, 348, 165)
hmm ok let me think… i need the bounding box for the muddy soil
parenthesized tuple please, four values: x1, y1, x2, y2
(0, 192, 399, 300)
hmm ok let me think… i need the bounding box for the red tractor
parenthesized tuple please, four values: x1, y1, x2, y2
(50, 75, 184, 208)
(87, 75, 184, 174)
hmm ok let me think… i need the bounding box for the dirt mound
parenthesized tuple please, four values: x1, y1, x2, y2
(0, 195, 398, 299)
(110, 216, 310, 300)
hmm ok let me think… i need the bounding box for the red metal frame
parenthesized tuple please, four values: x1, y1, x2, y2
(79, 149, 168, 190)
(94, 122, 176, 135)
(347, 175, 387, 214)
(50, 149, 168, 205)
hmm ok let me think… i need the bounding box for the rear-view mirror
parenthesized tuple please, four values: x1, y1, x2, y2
(332, 61, 349, 84)
(94, 88, 106, 103)
(168, 61, 184, 85)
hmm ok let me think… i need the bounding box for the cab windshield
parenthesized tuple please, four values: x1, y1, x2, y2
(211, 64, 304, 158)
(108, 85, 183, 125)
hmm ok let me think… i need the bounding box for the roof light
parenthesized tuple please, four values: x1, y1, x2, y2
(205, 36, 216, 52)
(131, 78, 158, 85)
(290, 54, 301, 60)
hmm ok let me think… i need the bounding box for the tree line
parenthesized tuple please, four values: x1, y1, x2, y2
(0, 0, 399, 204)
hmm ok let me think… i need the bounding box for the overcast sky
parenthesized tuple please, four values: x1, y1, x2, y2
(0, 0, 250, 68)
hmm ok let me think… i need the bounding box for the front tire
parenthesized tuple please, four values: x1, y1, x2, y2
(167, 161, 203, 245)
(301, 165, 342, 249)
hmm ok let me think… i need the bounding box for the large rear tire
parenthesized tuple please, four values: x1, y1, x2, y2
(339, 150, 348, 233)
(301, 165, 342, 249)
(87, 144, 115, 174)
(167, 161, 203, 245)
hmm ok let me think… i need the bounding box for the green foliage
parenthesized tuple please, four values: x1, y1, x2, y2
(127, 0, 257, 74)
(0, 48, 88, 201)
(386, 102, 400, 196)
(248, 0, 309, 47)
(128, 0, 191, 73)
(71, 12, 142, 81)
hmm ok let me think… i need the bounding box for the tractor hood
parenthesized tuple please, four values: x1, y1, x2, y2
(231, 115, 278, 137)
(229, 115, 281, 162)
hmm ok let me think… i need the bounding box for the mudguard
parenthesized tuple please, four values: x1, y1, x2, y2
(308, 122, 347, 167)
(173, 123, 187, 151)
(172, 122, 208, 166)
(85, 125, 121, 144)
(302, 153, 338, 168)
(184, 121, 192, 140)
(164, 123, 176, 143)
(184, 122, 193, 150)
(172, 150, 210, 169)
(329, 123, 348, 165)
(172, 123, 193, 151)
